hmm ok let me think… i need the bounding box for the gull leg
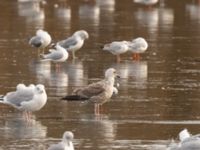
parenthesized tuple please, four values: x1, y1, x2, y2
(95, 104, 100, 116)
(132, 53, 140, 61)
(116, 55, 121, 63)
(72, 51, 76, 59)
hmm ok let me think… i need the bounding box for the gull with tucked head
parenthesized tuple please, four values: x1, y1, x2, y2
(102, 41, 129, 62)
(61, 68, 120, 115)
(55, 30, 89, 59)
(29, 29, 52, 54)
(128, 37, 148, 60)
(0, 84, 47, 120)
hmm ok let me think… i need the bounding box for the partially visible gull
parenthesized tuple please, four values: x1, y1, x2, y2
(102, 41, 129, 62)
(48, 131, 74, 150)
(167, 129, 200, 150)
(29, 29, 52, 54)
(57, 30, 89, 59)
(41, 44, 69, 63)
(128, 37, 148, 60)
(134, 0, 159, 6)
(0, 84, 47, 119)
(61, 68, 120, 115)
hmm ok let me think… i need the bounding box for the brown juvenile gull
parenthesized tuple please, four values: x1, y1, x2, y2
(48, 131, 74, 150)
(61, 68, 120, 115)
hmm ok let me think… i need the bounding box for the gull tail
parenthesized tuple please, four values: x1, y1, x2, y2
(0, 95, 5, 103)
(61, 95, 89, 101)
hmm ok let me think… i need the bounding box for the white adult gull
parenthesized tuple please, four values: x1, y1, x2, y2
(128, 37, 148, 60)
(48, 131, 74, 150)
(102, 41, 129, 62)
(167, 129, 200, 150)
(56, 30, 89, 59)
(41, 44, 69, 65)
(61, 68, 120, 115)
(29, 29, 52, 54)
(0, 84, 47, 119)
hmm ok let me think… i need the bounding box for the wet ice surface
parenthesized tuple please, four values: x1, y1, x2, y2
(0, 0, 200, 149)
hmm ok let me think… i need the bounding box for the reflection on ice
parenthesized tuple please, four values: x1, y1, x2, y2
(2, 116, 47, 139)
(111, 61, 148, 89)
(79, 3, 100, 25)
(17, 0, 45, 27)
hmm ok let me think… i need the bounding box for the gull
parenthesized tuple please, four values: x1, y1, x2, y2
(168, 129, 200, 150)
(41, 44, 69, 69)
(61, 68, 120, 115)
(0, 84, 47, 119)
(102, 41, 129, 62)
(29, 29, 52, 54)
(56, 30, 89, 59)
(134, 0, 159, 6)
(48, 131, 74, 150)
(128, 37, 148, 60)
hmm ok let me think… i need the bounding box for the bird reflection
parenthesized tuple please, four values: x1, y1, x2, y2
(64, 60, 87, 87)
(2, 114, 47, 139)
(134, 7, 174, 33)
(186, 3, 200, 21)
(111, 61, 148, 89)
(96, 0, 115, 12)
(79, 2, 100, 27)
(17, 0, 45, 27)
(54, 2, 71, 29)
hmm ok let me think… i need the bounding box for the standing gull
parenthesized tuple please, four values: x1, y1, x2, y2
(0, 84, 47, 119)
(102, 41, 129, 62)
(128, 37, 148, 60)
(61, 68, 120, 115)
(41, 44, 69, 69)
(48, 131, 74, 150)
(29, 29, 52, 54)
(57, 30, 89, 59)
(168, 129, 200, 150)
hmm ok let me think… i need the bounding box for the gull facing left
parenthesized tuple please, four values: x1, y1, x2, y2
(102, 41, 129, 62)
(29, 29, 52, 54)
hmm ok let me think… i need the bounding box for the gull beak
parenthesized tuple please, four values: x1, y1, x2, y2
(116, 74, 120, 79)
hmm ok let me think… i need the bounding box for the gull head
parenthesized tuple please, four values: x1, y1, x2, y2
(16, 83, 26, 91)
(35, 84, 45, 94)
(179, 128, 190, 142)
(74, 30, 89, 40)
(63, 131, 74, 142)
(105, 68, 120, 79)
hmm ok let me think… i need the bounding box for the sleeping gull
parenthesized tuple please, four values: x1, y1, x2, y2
(48, 131, 74, 150)
(102, 41, 129, 62)
(61, 68, 120, 115)
(128, 37, 148, 60)
(56, 30, 89, 59)
(41, 44, 69, 69)
(0, 84, 47, 119)
(29, 29, 52, 54)
(167, 128, 200, 150)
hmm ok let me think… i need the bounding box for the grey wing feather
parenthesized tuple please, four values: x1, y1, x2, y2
(44, 51, 63, 60)
(58, 37, 78, 49)
(5, 90, 34, 106)
(29, 36, 42, 47)
(48, 143, 65, 150)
